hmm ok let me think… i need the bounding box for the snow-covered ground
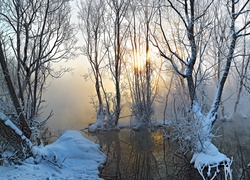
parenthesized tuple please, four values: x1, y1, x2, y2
(0, 130, 106, 180)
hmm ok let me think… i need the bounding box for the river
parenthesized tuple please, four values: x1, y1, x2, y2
(82, 117, 250, 180)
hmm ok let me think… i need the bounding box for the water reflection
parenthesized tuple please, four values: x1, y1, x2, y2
(85, 129, 200, 180)
(213, 119, 250, 180)
(80, 118, 250, 180)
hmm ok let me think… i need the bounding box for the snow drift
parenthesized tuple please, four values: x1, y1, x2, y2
(0, 130, 106, 180)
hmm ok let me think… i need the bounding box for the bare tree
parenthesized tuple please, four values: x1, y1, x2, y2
(0, 0, 76, 139)
(126, 0, 158, 129)
(207, 0, 250, 122)
(0, 38, 31, 138)
(78, 0, 108, 131)
(153, 0, 250, 178)
(104, 0, 131, 127)
(233, 12, 250, 114)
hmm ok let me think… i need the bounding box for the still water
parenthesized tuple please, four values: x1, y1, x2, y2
(82, 119, 250, 180)
(84, 129, 201, 180)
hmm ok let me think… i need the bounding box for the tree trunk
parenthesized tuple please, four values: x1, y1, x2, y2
(208, 5, 237, 123)
(0, 113, 32, 160)
(145, 15, 152, 124)
(234, 51, 250, 114)
(114, 8, 122, 127)
(0, 40, 31, 139)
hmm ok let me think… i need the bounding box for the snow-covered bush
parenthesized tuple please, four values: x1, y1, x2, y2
(88, 92, 121, 132)
(164, 103, 233, 179)
(165, 109, 210, 154)
(130, 100, 155, 131)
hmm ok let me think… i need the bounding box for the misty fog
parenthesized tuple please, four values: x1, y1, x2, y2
(42, 55, 250, 130)
(42, 57, 95, 130)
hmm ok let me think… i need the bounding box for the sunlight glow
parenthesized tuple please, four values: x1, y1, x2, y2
(132, 48, 153, 71)
(133, 51, 146, 71)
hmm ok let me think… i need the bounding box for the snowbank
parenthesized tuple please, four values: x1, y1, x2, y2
(191, 141, 231, 179)
(0, 130, 106, 180)
(191, 142, 230, 168)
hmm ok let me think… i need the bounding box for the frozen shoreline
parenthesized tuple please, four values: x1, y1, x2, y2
(0, 130, 106, 180)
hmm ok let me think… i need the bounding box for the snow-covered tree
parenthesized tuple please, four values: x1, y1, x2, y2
(153, 0, 250, 178)
(105, 0, 131, 128)
(126, 0, 159, 130)
(78, 0, 108, 132)
(0, 0, 76, 139)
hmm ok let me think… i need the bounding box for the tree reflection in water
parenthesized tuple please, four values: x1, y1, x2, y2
(82, 118, 250, 180)
(87, 129, 200, 180)
(213, 121, 250, 180)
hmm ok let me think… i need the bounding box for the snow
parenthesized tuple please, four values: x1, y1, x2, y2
(0, 112, 8, 121)
(191, 141, 231, 178)
(0, 130, 106, 180)
(88, 114, 105, 132)
(188, 102, 233, 179)
(191, 142, 230, 168)
(4, 119, 23, 136)
(0, 113, 22, 137)
(88, 122, 103, 132)
(0, 113, 33, 148)
(192, 100, 203, 118)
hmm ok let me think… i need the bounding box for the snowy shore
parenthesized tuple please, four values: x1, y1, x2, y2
(0, 130, 106, 180)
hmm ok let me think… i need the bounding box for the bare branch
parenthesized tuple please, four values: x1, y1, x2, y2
(236, 20, 250, 35)
(166, 0, 188, 29)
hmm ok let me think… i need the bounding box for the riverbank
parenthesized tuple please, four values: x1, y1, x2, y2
(0, 130, 106, 180)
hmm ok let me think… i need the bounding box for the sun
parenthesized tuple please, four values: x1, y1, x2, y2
(133, 51, 146, 71)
